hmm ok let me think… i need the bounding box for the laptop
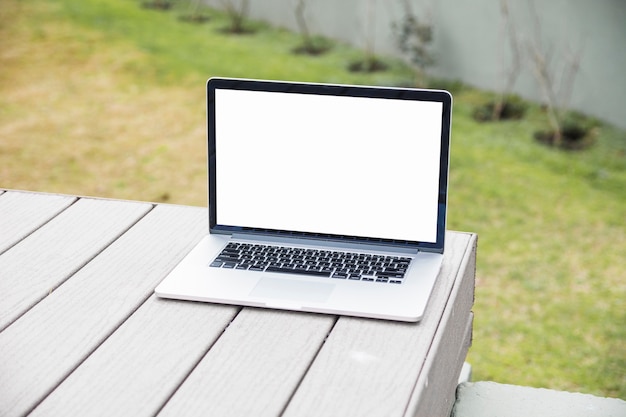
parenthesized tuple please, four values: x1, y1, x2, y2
(155, 77, 452, 322)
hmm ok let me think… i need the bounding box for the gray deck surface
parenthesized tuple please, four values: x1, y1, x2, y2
(0, 190, 476, 417)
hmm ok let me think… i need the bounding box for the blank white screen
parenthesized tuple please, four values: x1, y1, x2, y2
(214, 89, 442, 243)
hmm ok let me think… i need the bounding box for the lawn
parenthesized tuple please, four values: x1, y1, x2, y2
(1, 0, 624, 398)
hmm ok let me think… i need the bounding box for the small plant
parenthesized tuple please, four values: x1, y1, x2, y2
(220, 0, 253, 34)
(392, 0, 434, 86)
(473, 94, 527, 122)
(473, 0, 525, 122)
(347, 56, 388, 73)
(292, 0, 332, 55)
(534, 111, 599, 150)
(142, 0, 173, 10)
(527, 0, 589, 149)
(179, 0, 210, 24)
(348, 0, 389, 73)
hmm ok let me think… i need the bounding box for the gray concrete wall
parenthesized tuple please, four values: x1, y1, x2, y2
(205, 0, 626, 129)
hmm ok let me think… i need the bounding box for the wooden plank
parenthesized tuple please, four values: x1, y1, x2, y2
(157, 308, 336, 417)
(282, 232, 475, 417)
(30, 296, 239, 417)
(416, 313, 474, 417)
(0, 197, 152, 331)
(407, 234, 477, 417)
(410, 314, 474, 417)
(0, 203, 207, 417)
(0, 191, 75, 254)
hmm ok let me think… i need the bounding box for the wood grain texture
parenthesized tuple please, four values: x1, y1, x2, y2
(407, 234, 477, 417)
(30, 296, 239, 417)
(282, 232, 475, 417)
(0, 203, 207, 417)
(0, 190, 75, 254)
(157, 308, 337, 417)
(0, 197, 152, 331)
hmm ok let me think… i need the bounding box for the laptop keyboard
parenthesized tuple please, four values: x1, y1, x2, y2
(209, 242, 411, 284)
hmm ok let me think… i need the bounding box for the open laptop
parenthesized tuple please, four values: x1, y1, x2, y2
(155, 77, 452, 322)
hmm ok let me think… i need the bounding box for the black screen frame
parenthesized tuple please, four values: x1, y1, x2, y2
(207, 77, 452, 253)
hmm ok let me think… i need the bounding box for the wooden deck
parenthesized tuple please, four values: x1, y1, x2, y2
(0, 189, 476, 417)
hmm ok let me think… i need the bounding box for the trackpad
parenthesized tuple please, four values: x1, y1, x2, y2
(250, 277, 334, 304)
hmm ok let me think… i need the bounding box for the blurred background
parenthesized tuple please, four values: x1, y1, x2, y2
(1, 0, 624, 398)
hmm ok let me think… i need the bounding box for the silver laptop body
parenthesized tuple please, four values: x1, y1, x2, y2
(155, 78, 452, 322)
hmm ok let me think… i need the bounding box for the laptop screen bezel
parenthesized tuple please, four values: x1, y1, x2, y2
(206, 77, 452, 253)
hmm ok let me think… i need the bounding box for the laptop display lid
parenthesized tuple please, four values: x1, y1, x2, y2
(207, 78, 452, 253)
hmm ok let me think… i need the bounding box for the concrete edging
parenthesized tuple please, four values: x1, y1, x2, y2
(451, 381, 626, 417)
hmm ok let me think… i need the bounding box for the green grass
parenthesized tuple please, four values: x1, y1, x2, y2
(1, 0, 625, 398)
(448, 97, 626, 396)
(54, 0, 416, 86)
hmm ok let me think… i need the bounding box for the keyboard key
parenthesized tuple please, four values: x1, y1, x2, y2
(266, 265, 331, 277)
(376, 271, 404, 279)
(249, 265, 265, 271)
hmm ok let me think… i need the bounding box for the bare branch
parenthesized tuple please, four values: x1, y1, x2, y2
(493, 0, 522, 119)
(525, 0, 582, 144)
(294, 0, 311, 47)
